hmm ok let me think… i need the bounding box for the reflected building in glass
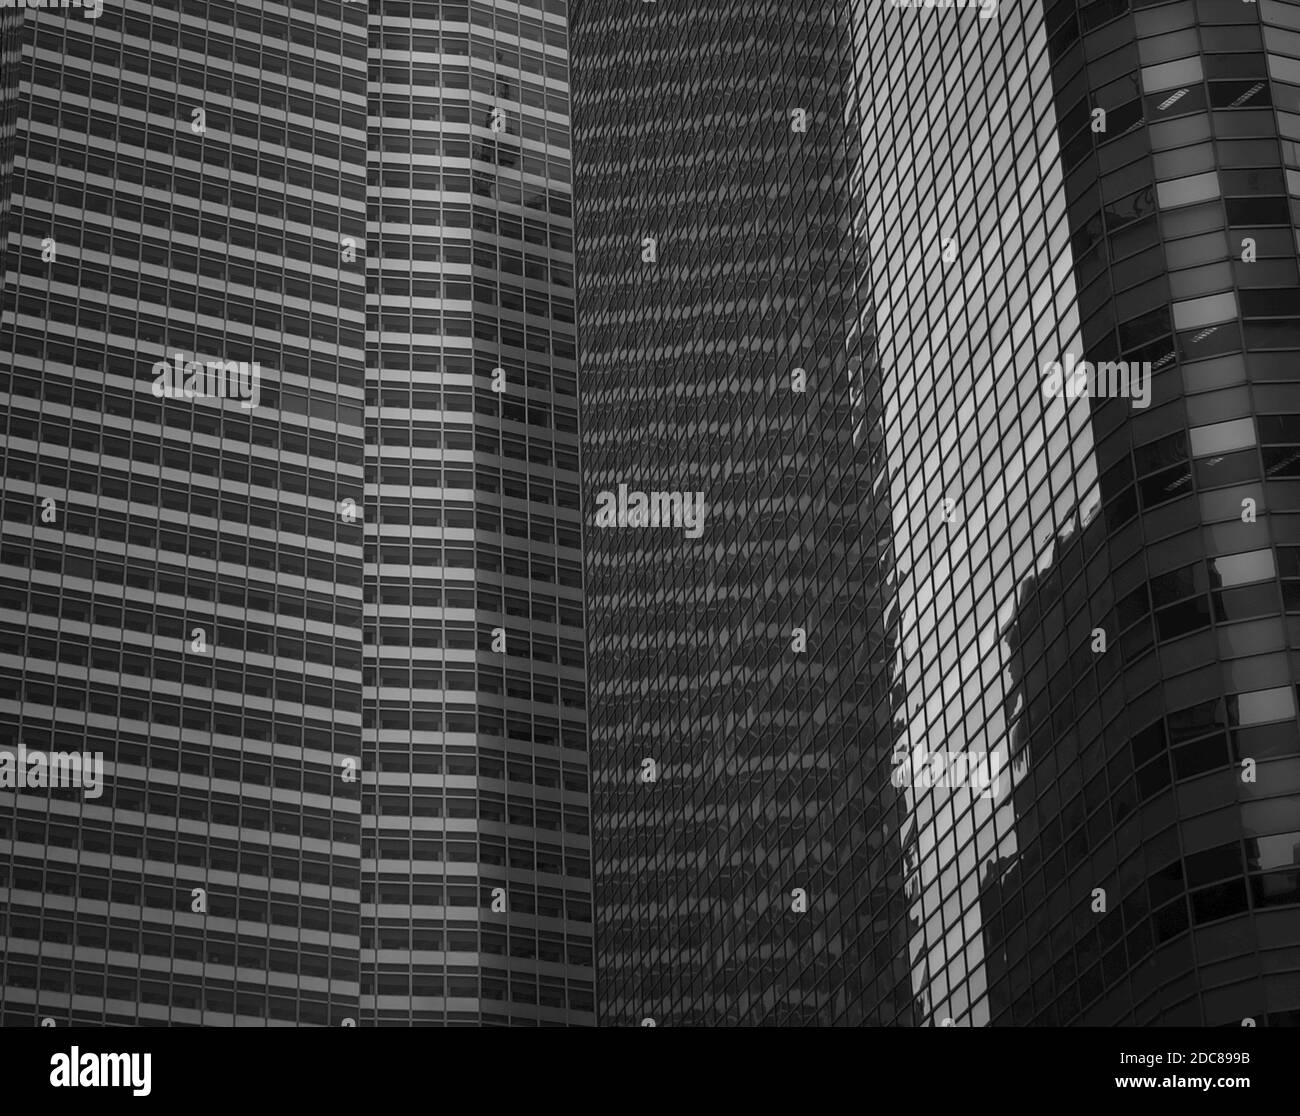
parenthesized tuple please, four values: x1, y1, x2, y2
(0, 0, 589, 1027)
(852, 0, 1300, 1026)
(579, 0, 1300, 1028)
(572, 0, 915, 1025)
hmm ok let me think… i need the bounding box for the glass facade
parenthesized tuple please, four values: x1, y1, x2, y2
(0, 0, 589, 1027)
(964, 0, 1300, 1028)
(579, 0, 1300, 1027)
(851, 0, 1102, 1028)
(573, 0, 915, 1025)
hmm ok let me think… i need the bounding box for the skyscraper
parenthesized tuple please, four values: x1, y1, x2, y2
(0, 0, 589, 1027)
(577, 0, 1300, 1028)
(958, 0, 1300, 1027)
(363, 0, 590, 1025)
(572, 0, 915, 1025)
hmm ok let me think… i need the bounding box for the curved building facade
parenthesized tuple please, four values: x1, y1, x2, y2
(852, 0, 1300, 1026)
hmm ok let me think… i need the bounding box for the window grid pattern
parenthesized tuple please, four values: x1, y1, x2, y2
(574, 0, 915, 1026)
(361, 0, 593, 1025)
(0, 0, 591, 1029)
(855, 0, 1300, 1028)
(0, 0, 369, 1026)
